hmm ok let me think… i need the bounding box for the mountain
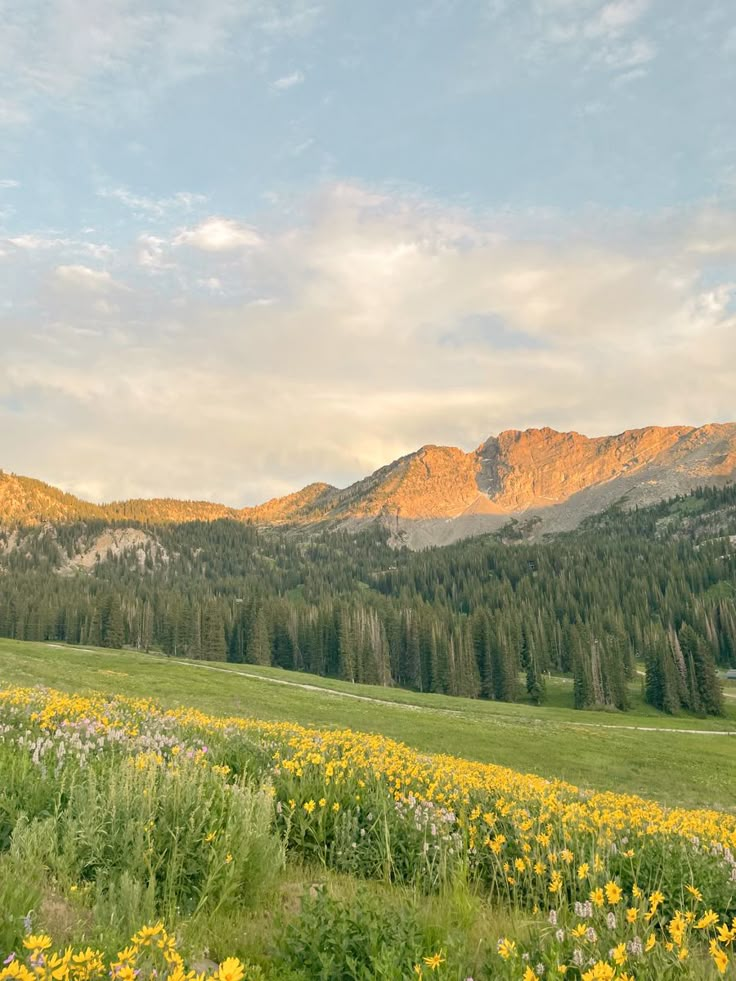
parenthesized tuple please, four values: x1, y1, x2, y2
(0, 472, 235, 526)
(243, 423, 736, 545)
(2, 423, 736, 546)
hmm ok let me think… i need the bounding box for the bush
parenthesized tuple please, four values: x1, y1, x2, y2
(274, 884, 458, 980)
(2, 751, 284, 950)
(0, 853, 43, 954)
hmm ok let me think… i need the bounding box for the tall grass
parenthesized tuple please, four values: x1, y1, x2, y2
(0, 743, 283, 955)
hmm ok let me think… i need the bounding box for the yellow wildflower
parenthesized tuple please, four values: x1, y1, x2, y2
(604, 881, 622, 905)
(214, 958, 245, 981)
(422, 952, 445, 971)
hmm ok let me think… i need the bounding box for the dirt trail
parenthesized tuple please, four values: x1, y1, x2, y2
(166, 656, 736, 737)
(38, 644, 736, 736)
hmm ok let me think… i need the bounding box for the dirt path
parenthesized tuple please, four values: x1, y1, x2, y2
(165, 656, 736, 737)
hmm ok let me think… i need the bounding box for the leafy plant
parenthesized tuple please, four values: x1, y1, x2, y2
(274, 884, 457, 980)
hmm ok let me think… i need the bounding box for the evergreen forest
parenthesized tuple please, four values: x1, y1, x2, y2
(1, 484, 735, 717)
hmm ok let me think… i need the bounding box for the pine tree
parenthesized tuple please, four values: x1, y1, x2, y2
(105, 599, 125, 649)
(248, 608, 271, 666)
(201, 603, 226, 661)
(471, 610, 495, 699)
(490, 626, 518, 702)
(679, 623, 723, 716)
(337, 608, 356, 682)
(572, 626, 593, 709)
(522, 629, 545, 705)
(402, 611, 422, 691)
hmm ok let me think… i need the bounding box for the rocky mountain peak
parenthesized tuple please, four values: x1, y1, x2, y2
(2, 423, 735, 547)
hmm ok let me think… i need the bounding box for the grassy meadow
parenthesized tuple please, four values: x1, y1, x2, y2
(0, 638, 734, 810)
(0, 638, 735, 980)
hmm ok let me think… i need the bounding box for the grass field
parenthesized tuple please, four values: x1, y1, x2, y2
(1, 637, 734, 811)
(1, 637, 736, 978)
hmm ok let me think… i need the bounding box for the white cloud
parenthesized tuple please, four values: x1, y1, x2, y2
(592, 0, 650, 35)
(506, 0, 656, 81)
(5, 233, 113, 260)
(611, 66, 648, 86)
(0, 100, 30, 126)
(289, 136, 316, 156)
(0, 179, 20, 189)
(600, 36, 656, 69)
(0, 0, 325, 126)
(1, 183, 735, 504)
(271, 70, 305, 90)
(8, 234, 70, 251)
(54, 265, 116, 290)
(683, 208, 736, 255)
(173, 217, 262, 251)
(136, 234, 174, 270)
(260, 5, 324, 36)
(99, 186, 207, 218)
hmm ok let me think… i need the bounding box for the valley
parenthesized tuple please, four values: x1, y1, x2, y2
(2, 438, 736, 979)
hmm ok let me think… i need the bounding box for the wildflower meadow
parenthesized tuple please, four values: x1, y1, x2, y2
(0, 684, 734, 979)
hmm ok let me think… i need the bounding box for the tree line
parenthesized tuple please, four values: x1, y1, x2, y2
(0, 485, 734, 716)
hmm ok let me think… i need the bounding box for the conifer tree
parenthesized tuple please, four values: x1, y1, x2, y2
(679, 623, 723, 716)
(201, 602, 226, 661)
(248, 608, 271, 666)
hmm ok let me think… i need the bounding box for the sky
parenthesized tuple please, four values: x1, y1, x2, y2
(1, 0, 735, 506)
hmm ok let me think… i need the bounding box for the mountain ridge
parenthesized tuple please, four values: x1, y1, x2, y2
(2, 422, 736, 545)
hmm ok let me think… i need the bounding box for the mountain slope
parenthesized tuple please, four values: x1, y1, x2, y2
(0, 471, 237, 526)
(243, 423, 736, 545)
(0, 472, 107, 524)
(2, 423, 736, 545)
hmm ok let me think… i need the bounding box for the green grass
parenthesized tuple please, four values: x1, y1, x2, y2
(0, 637, 734, 811)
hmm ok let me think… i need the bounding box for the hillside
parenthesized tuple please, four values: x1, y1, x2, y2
(2, 423, 736, 545)
(2, 641, 735, 978)
(1, 637, 734, 807)
(1, 484, 735, 719)
(0, 471, 237, 525)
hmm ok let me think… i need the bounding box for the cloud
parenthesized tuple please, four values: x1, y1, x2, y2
(136, 234, 174, 270)
(0, 179, 20, 189)
(173, 217, 263, 251)
(8, 234, 70, 251)
(271, 70, 305, 90)
(4, 233, 114, 262)
(0, 100, 30, 127)
(54, 265, 117, 291)
(289, 137, 316, 157)
(99, 186, 207, 218)
(0, 0, 325, 126)
(592, 0, 650, 35)
(683, 208, 736, 256)
(611, 66, 648, 86)
(493, 0, 656, 82)
(1, 183, 735, 505)
(600, 36, 656, 68)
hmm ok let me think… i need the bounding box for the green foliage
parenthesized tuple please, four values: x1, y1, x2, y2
(0, 486, 734, 718)
(0, 853, 43, 954)
(273, 885, 454, 980)
(0, 649, 734, 976)
(0, 744, 283, 955)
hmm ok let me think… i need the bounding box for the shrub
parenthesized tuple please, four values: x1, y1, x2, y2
(273, 885, 459, 980)
(1, 751, 283, 951)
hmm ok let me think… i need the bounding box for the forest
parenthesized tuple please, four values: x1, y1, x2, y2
(1, 484, 734, 717)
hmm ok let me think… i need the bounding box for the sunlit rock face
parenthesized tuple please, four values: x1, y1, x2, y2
(3, 423, 736, 547)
